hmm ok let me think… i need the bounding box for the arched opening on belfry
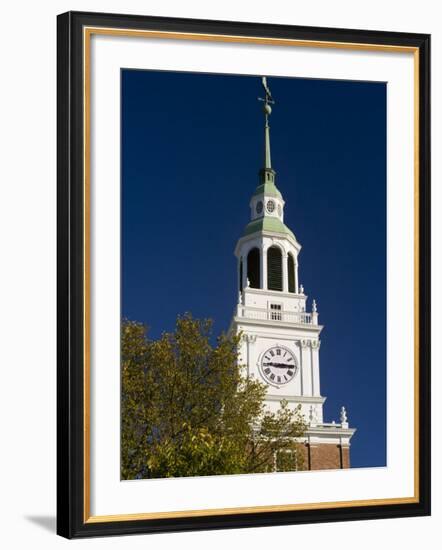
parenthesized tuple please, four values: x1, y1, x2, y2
(247, 248, 260, 289)
(267, 246, 283, 291)
(288, 252, 295, 293)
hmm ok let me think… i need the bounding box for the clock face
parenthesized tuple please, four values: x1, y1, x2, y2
(260, 346, 298, 386)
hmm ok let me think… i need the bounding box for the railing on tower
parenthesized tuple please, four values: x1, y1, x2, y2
(236, 305, 313, 325)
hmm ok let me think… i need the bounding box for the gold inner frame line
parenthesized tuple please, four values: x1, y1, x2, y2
(82, 26, 420, 524)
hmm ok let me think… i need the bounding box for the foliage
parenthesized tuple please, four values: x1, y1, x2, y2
(121, 314, 307, 479)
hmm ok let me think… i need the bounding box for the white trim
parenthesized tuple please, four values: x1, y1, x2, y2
(265, 395, 326, 404)
(235, 231, 301, 256)
(244, 287, 307, 300)
(233, 316, 323, 332)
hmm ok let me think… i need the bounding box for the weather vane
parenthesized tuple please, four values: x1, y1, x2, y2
(258, 76, 275, 125)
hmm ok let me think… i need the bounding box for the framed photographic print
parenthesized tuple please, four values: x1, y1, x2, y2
(57, 11, 431, 538)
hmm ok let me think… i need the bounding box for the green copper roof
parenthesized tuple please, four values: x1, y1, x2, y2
(252, 181, 282, 199)
(243, 216, 296, 240)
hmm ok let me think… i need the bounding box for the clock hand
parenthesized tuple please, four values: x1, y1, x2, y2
(263, 362, 290, 368)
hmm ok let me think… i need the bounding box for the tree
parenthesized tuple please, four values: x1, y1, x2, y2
(121, 314, 307, 480)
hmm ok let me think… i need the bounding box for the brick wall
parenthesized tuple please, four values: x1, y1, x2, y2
(302, 443, 351, 470)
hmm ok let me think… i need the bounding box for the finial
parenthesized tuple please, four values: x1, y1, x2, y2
(340, 406, 348, 423)
(312, 299, 317, 312)
(299, 284, 304, 294)
(309, 405, 317, 426)
(340, 406, 349, 428)
(258, 77, 275, 171)
(238, 291, 242, 304)
(246, 277, 250, 288)
(260, 77, 274, 119)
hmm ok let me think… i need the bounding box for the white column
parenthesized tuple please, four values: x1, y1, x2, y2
(298, 342, 304, 396)
(246, 335, 250, 377)
(282, 253, 288, 292)
(300, 340, 312, 396)
(238, 258, 242, 292)
(261, 246, 267, 290)
(294, 261, 299, 294)
(242, 254, 248, 290)
(311, 341, 321, 396)
(245, 334, 257, 378)
(239, 335, 248, 375)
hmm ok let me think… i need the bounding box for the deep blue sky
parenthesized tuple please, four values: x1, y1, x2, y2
(121, 70, 386, 469)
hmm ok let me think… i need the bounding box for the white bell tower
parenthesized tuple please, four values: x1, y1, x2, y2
(230, 77, 355, 470)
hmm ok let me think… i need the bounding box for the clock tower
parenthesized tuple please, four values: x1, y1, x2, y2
(230, 78, 356, 470)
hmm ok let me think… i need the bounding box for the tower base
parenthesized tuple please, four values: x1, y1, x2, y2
(298, 424, 355, 470)
(301, 442, 350, 470)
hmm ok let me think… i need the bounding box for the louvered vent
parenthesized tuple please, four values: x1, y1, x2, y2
(247, 248, 260, 289)
(288, 253, 295, 293)
(267, 246, 282, 291)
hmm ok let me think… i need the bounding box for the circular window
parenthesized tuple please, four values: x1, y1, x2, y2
(256, 201, 263, 214)
(266, 200, 275, 213)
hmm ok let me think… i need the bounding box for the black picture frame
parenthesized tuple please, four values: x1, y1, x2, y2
(57, 10, 431, 539)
